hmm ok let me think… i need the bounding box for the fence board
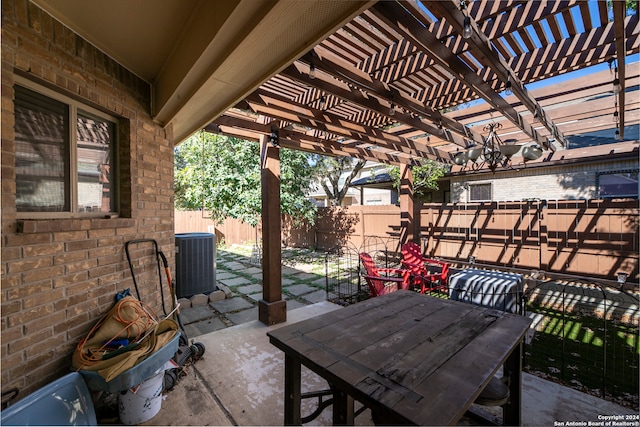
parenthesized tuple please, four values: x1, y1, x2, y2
(174, 199, 638, 281)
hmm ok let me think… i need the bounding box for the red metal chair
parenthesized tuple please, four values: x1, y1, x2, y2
(359, 252, 410, 297)
(401, 242, 450, 294)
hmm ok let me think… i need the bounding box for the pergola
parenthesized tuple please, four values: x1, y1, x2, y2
(206, 1, 638, 167)
(200, 1, 639, 324)
(33, 0, 639, 324)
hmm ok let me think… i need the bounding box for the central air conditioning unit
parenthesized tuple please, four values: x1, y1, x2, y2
(174, 233, 217, 298)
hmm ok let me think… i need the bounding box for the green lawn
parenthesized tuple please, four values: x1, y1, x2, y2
(525, 304, 639, 408)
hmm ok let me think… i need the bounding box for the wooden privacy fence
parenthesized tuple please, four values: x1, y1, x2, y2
(175, 199, 639, 282)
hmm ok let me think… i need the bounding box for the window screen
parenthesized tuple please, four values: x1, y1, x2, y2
(14, 85, 70, 212)
(77, 111, 116, 212)
(469, 183, 491, 201)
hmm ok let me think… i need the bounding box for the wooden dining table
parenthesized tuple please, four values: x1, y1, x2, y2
(267, 290, 532, 426)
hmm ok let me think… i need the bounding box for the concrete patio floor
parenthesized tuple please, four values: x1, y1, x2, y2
(134, 246, 636, 426)
(146, 301, 636, 426)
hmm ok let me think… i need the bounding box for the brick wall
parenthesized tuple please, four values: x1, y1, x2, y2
(450, 159, 638, 202)
(1, 0, 175, 397)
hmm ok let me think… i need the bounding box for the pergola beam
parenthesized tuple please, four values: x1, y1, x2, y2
(279, 62, 471, 148)
(305, 46, 486, 145)
(429, 1, 568, 149)
(209, 112, 416, 166)
(371, 1, 558, 151)
(613, 1, 627, 139)
(243, 89, 453, 162)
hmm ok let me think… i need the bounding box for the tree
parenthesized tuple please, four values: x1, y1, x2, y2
(313, 156, 366, 206)
(174, 131, 318, 226)
(387, 160, 449, 202)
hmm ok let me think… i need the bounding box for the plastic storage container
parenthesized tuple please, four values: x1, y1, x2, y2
(0, 372, 96, 426)
(78, 332, 180, 393)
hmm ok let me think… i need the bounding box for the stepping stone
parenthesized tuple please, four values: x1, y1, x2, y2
(291, 272, 318, 281)
(220, 277, 251, 287)
(285, 284, 316, 296)
(210, 297, 254, 313)
(241, 267, 262, 275)
(184, 317, 227, 338)
(179, 305, 216, 324)
(301, 290, 327, 304)
(223, 261, 246, 271)
(226, 307, 259, 325)
(282, 266, 298, 275)
(246, 292, 263, 302)
(292, 264, 316, 273)
(236, 284, 263, 295)
(216, 271, 236, 280)
(312, 277, 328, 287)
(282, 278, 295, 286)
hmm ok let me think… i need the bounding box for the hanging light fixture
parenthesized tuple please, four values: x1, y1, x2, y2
(463, 16, 473, 39)
(319, 95, 326, 109)
(613, 91, 621, 140)
(504, 75, 513, 96)
(612, 67, 621, 94)
(389, 102, 395, 116)
(453, 122, 535, 173)
(460, 1, 473, 39)
(309, 60, 316, 79)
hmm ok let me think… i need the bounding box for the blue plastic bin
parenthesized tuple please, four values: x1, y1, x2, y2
(1, 372, 96, 426)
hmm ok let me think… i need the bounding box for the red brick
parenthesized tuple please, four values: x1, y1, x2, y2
(23, 288, 64, 310)
(22, 265, 64, 283)
(7, 303, 53, 328)
(53, 250, 87, 265)
(65, 258, 98, 274)
(52, 230, 87, 241)
(7, 280, 52, 300)
(22, 243, 64, 258)
(23, 311, 65, 335)
(1, 300, 22, 316)
(5, 233, 51, 246)
(65, 279, 98, 296)
(7, 256, 52, 273)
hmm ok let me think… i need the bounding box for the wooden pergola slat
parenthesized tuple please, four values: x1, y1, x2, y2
(206, 0, 638, 174)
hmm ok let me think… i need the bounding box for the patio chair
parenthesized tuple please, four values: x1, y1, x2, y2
(401, 242, 450, 294)
(359, 252, 410, 297)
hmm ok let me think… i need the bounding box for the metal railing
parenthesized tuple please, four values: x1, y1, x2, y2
(324, 240, 639, 410)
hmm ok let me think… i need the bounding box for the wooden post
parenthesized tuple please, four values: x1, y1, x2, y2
(258, 133, 287, 325)
(399, 164, 419, 244)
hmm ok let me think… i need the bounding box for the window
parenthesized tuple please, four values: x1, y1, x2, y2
(14, 79, 118, 217)
(469, 183, 491, 201)
(597, 171, 638, 199)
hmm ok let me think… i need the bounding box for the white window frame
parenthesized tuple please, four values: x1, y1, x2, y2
(15, 76, 119, 219)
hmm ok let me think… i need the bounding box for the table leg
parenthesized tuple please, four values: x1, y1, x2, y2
(332, 388, 354, 426)
(284, 353, 301, 425)
(503, 341, 523, 426)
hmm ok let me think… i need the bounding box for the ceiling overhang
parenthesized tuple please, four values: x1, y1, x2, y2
(31, 0, 374, 144)
(30, 0, 640, 171)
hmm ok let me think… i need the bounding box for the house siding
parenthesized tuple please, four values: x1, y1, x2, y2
(1, 0, 175, 396)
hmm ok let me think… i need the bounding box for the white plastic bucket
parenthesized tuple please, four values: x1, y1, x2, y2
(118, 370, 163, 425)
